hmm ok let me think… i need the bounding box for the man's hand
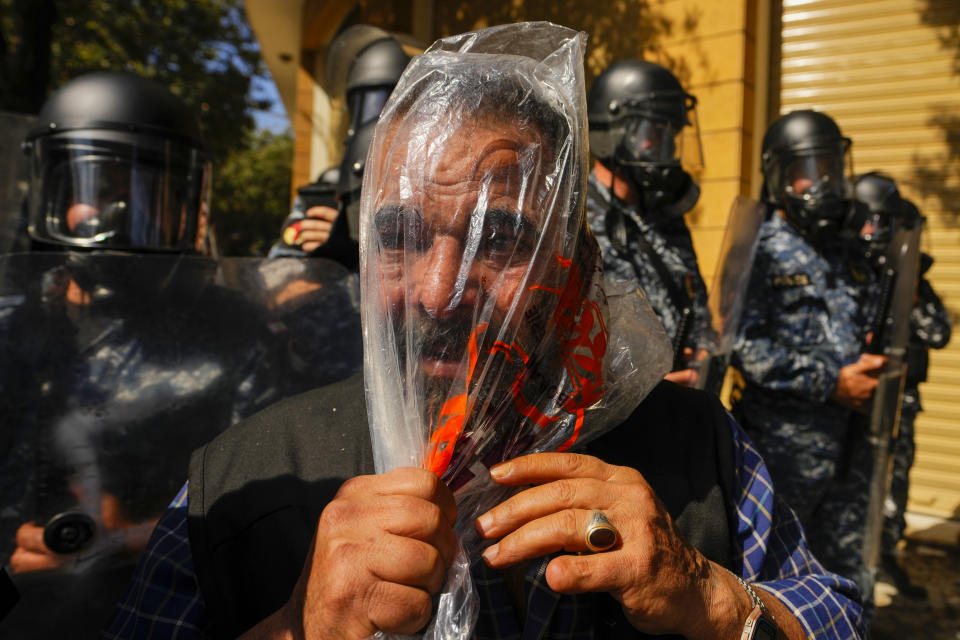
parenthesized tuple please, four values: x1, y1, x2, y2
(663, 348, 706, 387)
(664, 368, 697, 386)
(474, 453, 757, 639)
(10, 522, 69, 573)
(832, 353, 888, 414)
(245, 467, 457, 640)
(288, 206, 339, 253)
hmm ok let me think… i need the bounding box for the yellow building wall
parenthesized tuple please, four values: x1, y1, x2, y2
(778, 0, 960, 527)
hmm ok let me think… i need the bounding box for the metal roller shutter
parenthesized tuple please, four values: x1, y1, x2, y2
(779, 0, 960, 527)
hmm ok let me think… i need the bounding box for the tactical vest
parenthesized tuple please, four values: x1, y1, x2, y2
(188, 375, 738, 638)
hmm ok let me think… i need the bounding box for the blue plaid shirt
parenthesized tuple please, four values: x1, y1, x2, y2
(103, 417, 866, 639)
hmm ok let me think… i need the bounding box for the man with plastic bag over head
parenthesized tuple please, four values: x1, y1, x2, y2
(105, 23, 865, 640)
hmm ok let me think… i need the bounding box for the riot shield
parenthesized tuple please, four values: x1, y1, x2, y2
(0, 253, 361, 636)
(861, 225, 923, 574)
(696, 197, 765, 396)
(0, 111, 36, 257)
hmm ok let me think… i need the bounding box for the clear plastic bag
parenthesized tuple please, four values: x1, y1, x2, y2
(358, 22, 672, 639)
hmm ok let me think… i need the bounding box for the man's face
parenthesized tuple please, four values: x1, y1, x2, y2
(622, 117, 677, 163)
(368, 113, 555, 388)
(785, 152, 842, 197)
(65, 202, 103, 234)
(859, 211, 893, 242)
(62, 161, 130, 239)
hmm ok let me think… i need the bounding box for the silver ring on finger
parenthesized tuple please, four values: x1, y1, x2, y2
(584, 510, 619, 553)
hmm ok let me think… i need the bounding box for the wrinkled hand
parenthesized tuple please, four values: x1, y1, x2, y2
(288, 206, 339, 252)
(832, 353, 888, 414)
(475, 453, 743, 638)
(268, 467, 458, 640)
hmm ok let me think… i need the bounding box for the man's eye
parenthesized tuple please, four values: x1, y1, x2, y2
(378, 226, 405, 250)
(375, 209, 429, 253)
(480, 225, 528, 263)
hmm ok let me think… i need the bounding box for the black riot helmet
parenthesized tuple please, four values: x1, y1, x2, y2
(588, 60, 703, 217)
(326, 25, 411, 140)
(325, 26, 411, 242)
(22, 72, 211, 253)
(344, 37, 409, 137)
(852, 172, 921, 268)
(335, 31, 410, 198)
(761, 109, 853, 238)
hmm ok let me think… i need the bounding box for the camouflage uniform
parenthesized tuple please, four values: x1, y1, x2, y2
(882, 269, 951, 552)
(239, 259, 363, 414)
(585, 172, 712, 352)
(731, 212, 878, 598)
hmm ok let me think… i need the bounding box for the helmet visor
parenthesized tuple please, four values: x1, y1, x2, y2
(859, 210, 894, 244)
(612, 111, 703, 172)
(348, 86, 393, 129)
(622, 117, 679, 163)
(27, 135, 210, 251)
(767, 141, 852, 206)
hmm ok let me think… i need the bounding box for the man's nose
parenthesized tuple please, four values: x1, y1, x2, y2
(416, 235, 473, 318)
(792, 178, 814, 194)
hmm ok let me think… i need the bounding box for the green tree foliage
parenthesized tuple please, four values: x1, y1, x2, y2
(1, 0, 294, 255)
(52, 0, 265, 163)
(213, 128, 292, 256)
(0, 0, 54, 112)
(1, 0, 267, 159)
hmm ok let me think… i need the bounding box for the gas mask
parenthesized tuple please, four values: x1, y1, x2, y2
(611, 115, 701, 217)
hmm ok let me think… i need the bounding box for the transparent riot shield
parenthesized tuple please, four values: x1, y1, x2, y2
(0, 111, 36, 257)
(861, 225, 923, 575)
(696, 197, 765, 396)
(0, 253, 361, 636)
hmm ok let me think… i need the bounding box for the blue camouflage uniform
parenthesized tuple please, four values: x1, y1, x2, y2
(883, 266, 952, 553)
(585, 172, 712, 354)
(731, 211, 879, 601)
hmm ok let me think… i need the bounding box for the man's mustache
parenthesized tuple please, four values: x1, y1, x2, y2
(397, 314, 481, 367)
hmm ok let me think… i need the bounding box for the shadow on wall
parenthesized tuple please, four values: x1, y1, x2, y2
(921, 0, 960, 74)
(911, 109, 960, 227)
(910, 1, 960, 226)
(432, 1, 711, 89)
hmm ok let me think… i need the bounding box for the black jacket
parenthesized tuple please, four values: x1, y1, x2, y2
(188, 375, 738, 638)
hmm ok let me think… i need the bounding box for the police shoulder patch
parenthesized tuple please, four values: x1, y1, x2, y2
(772, 273, 812, 287)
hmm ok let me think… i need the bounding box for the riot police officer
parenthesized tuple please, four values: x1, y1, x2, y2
(585, 60, 710, 386)
(272, 26, 410, 267)
(1, 72, 260, 636)
(854, 171, 951, 600)
(732, 109, 884, 608)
